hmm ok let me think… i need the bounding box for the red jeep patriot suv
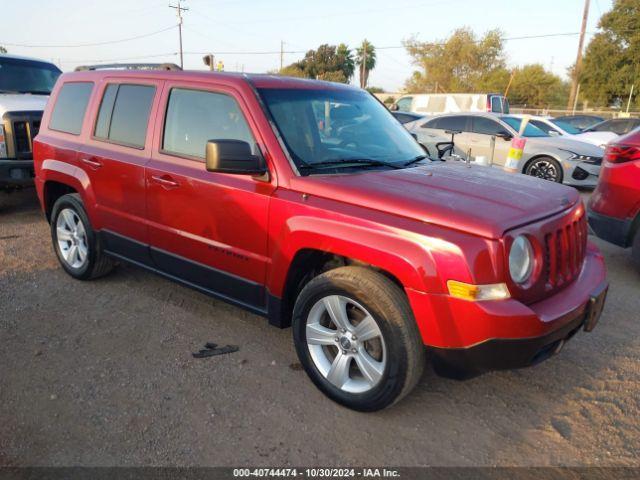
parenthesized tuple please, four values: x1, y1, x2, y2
(34, 69, 608, 411)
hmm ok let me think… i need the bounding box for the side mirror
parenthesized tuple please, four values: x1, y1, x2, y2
(205, 140, 266, 175)
(389, 103, 399, 111)
(496, 132, 513, 141)
(549, 130, 561, 137)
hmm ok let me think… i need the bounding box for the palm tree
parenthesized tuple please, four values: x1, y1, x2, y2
(336, 43, 355, 82)
(356, 39, 377, 88)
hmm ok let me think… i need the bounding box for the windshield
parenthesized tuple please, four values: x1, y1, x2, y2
(258, 87, 425, 173)
(501, 117, 549, 138)
(550, 119, 581, 134)
(0, 57, 61, 95)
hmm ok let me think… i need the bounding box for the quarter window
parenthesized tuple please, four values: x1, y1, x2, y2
(94, 84, 155, 148)
(163, 88, 256, 159)
(49, 82, 94, 135)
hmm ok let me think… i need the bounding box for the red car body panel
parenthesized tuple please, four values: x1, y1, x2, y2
(588, 128, 640, 248)
(34, 70, 607, 362)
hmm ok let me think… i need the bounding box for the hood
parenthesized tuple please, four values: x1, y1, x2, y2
(291, 162, 579, 239)
(573, 131, 618, 148)
(527, 135, 605, 156)
(0, 94, 49, 117)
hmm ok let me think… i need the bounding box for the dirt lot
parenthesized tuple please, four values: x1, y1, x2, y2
(0, 188, 639, 467)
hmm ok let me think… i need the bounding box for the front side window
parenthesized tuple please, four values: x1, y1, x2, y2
(49, 82, 94, 135)
(258, 88, 424, 173)
(163, 88, 256, 159)
(0, 57, 61, 95)
(473, 116, 508, 136)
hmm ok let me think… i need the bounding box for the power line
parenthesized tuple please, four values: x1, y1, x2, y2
(0, 25, 176, 48)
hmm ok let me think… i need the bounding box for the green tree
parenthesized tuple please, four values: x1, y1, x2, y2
(356, 39, 376, 88)
(403, 28, 506, 93)
(0, 46, 7, 54)
(580, 0, 640, 107)
(509, 64, 569, 108)
(277, 44, 353, 83)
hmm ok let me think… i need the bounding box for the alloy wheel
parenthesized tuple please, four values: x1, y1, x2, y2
(305, 295, 386, 394)
(529, 159, 560, 182)
(56, 208, 89, 269)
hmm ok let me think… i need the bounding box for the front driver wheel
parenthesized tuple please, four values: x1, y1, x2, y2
(525, 156, 563, 183)
(292, 266, 425, 411)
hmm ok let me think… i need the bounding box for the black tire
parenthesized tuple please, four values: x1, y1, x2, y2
(292, 266, 425, 411)
(50, 193, 114, 280)
(525, 156, 564, 183)
(632, 228, 640, 272)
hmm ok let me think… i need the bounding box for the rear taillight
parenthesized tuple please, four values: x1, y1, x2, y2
(0, 125, 7, 158)
(604, 144, 640, 164)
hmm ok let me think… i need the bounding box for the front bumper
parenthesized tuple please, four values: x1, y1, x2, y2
(563, 160, 600, 188)
(587, 208, 633, 248)
(429, 282, 607, 379)
(406, 243, 608, 378)
(0, 159, 35, 188)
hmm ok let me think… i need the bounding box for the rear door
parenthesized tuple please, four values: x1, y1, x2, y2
(144, 81, 276, 311)
(77, 79, 162, 251)
(469, 116, 512, 165)
(419, 115, 472, 157)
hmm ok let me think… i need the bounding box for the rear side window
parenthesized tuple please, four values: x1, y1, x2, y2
(94, 84, 155, 148)
(162, 88, 256, 159)
(424, 116, 469, 132)
(49, 82, 94, 135)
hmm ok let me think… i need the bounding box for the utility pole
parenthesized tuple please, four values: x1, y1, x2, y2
(280, 40, 284, 71)
(567, 0, 590, 110)
(169, 0, 188, 69)
(361, 41, 367, 89)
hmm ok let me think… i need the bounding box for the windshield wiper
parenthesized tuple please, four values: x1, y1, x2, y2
(403, 154, 429, 166)
(299, 158, 403, 171)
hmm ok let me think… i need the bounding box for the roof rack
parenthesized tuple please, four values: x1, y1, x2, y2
(75, 63, 182, 72)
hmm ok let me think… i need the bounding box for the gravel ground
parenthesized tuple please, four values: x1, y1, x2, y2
(0, 188, 638, 467)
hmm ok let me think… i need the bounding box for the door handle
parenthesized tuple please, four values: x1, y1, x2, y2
(81, 158, 102, 170)
(151, 174, 180, 189)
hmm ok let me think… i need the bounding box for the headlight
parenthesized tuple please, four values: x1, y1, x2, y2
(568, 153, 600, 163)
(509, 235, 534, 284)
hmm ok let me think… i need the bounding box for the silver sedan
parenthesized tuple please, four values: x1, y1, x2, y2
(408, 112, 604, 187)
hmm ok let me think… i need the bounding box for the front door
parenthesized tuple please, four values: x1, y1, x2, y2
(145, 82, 276, 312)
(469, 116, 513, 166)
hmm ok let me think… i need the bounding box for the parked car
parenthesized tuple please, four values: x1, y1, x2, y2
(554, 114, 604, 131)
(34, 70, 607, 411)
(588, 127, 640, 270)
(584, 117, 640, 136)
(410, 113, 605, 186)
(390, 110, 425, 125)
(0, 54, 61, 191)
(391, 93, 509, 115)
(509, 114, 617, 148)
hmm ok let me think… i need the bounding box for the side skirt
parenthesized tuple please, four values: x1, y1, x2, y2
(98, 230, 286, 325)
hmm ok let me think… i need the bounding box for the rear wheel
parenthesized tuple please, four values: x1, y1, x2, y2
(50, 193, 114, 280)
(525, 156, 563, 183)
(292, 266, 425, 411)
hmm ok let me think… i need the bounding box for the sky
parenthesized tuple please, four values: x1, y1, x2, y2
(1, 0, 614, 92)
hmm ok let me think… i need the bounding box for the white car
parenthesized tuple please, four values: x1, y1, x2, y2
(510, 114, 617, 149)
